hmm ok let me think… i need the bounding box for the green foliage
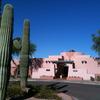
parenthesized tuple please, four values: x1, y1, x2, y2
(96, 76, 100, 81)
(29, 43, 36, 56)
(0, 4, 13, 100)
(12, 37, 36, 78)
(7, 83, 23, 98)
(92, 31, 100, 56)
(20, 19, 30, 89)
(12, 37, 22, 55)
(90, 76, 95, 81)
(35, 86, 62, 100)
(7, 83, 61, 100)
(12, 37, 36, 56)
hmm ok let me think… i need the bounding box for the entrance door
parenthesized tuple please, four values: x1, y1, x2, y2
(62, 66, 68, 79)
(55, 63, 68, 79)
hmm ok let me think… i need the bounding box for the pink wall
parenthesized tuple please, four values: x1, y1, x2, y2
(31, 51, 100, 80)
(11, 51, 100, 80)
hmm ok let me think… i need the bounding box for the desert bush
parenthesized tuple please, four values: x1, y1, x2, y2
(7, 83, 23, 98)
(35, 86, 62, 100)
(7, 83, 61, 100)
(96, 76, 100, 81)
(90, 76, 95, 81)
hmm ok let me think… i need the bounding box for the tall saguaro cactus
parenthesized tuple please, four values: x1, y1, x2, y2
(20, 19, 30, 90)
(0, 0, 2, 27)
(0, 4, 13, 100)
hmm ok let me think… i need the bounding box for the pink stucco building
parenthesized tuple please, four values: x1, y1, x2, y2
(11, 50, 100, 80)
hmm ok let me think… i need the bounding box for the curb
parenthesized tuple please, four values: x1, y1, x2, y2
(25, 93, 74, 100)
(27, 79, 100, 86)
(57, 93, 73, 100)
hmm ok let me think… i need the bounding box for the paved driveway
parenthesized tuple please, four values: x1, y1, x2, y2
(27, 80, 100, 100)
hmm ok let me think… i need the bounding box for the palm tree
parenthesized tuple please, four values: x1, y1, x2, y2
(13, 37, 36, 56)
(12, 37, 36, 78)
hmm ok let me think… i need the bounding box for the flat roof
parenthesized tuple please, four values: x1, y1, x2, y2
(52, 60, 74, 64)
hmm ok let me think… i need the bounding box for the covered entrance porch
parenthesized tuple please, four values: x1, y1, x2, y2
(52, 60, 75, 79)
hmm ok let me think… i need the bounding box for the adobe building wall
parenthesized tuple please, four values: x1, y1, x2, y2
(60, 52, 100, 80)
(11, 51, 100, 80)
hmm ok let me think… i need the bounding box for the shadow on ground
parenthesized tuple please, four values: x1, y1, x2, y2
(47, 82, 69, 93)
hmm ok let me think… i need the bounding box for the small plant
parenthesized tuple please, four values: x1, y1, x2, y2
(35, 86, 62, 100)
(7, 83, 23, 98)
(90, 76, 95, 81)
(7, 83, 62, 100)
(96, 76, 100, 81)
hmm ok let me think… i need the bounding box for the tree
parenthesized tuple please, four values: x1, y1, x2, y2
(29, 43, 36, 57)
(12, 37, 36, 57)
(12, 37, 36, 78)
(12, 37, 22, 56)
(92, 30, 100, 56)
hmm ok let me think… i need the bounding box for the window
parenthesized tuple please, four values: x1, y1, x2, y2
(49, 61, 51, 63)
(46, 61, 51, 63)
(73, 63, 75, 69)
(73, 70, 78, 72)
(81, 61, 87, 64)
(98, 62, 100, 65)
(82, 61, 84, 64)
(46, 69, 50, 71)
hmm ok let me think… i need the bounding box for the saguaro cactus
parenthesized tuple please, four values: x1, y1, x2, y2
(0, 0, 2, 27)
(0, 4, 13, 100)
(20, 19, 30, 90)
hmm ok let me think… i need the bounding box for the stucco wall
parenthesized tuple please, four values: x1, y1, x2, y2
(11, 51, 100, 80)
(32, 66, 55, 79)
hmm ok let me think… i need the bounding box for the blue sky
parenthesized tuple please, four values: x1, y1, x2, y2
(2, 0, 100, 58)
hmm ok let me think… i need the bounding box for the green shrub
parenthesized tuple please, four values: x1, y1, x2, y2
(7, 83, 23, 98)
(7, 83, 61, 100)
(90, 76, 95, 81)
(35, 86, 62, 100)
(96, 76, 100, 81)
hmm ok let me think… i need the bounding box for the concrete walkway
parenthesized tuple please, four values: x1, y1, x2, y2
(25, 93, 73, 100)
(57, 93, 73, 100)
